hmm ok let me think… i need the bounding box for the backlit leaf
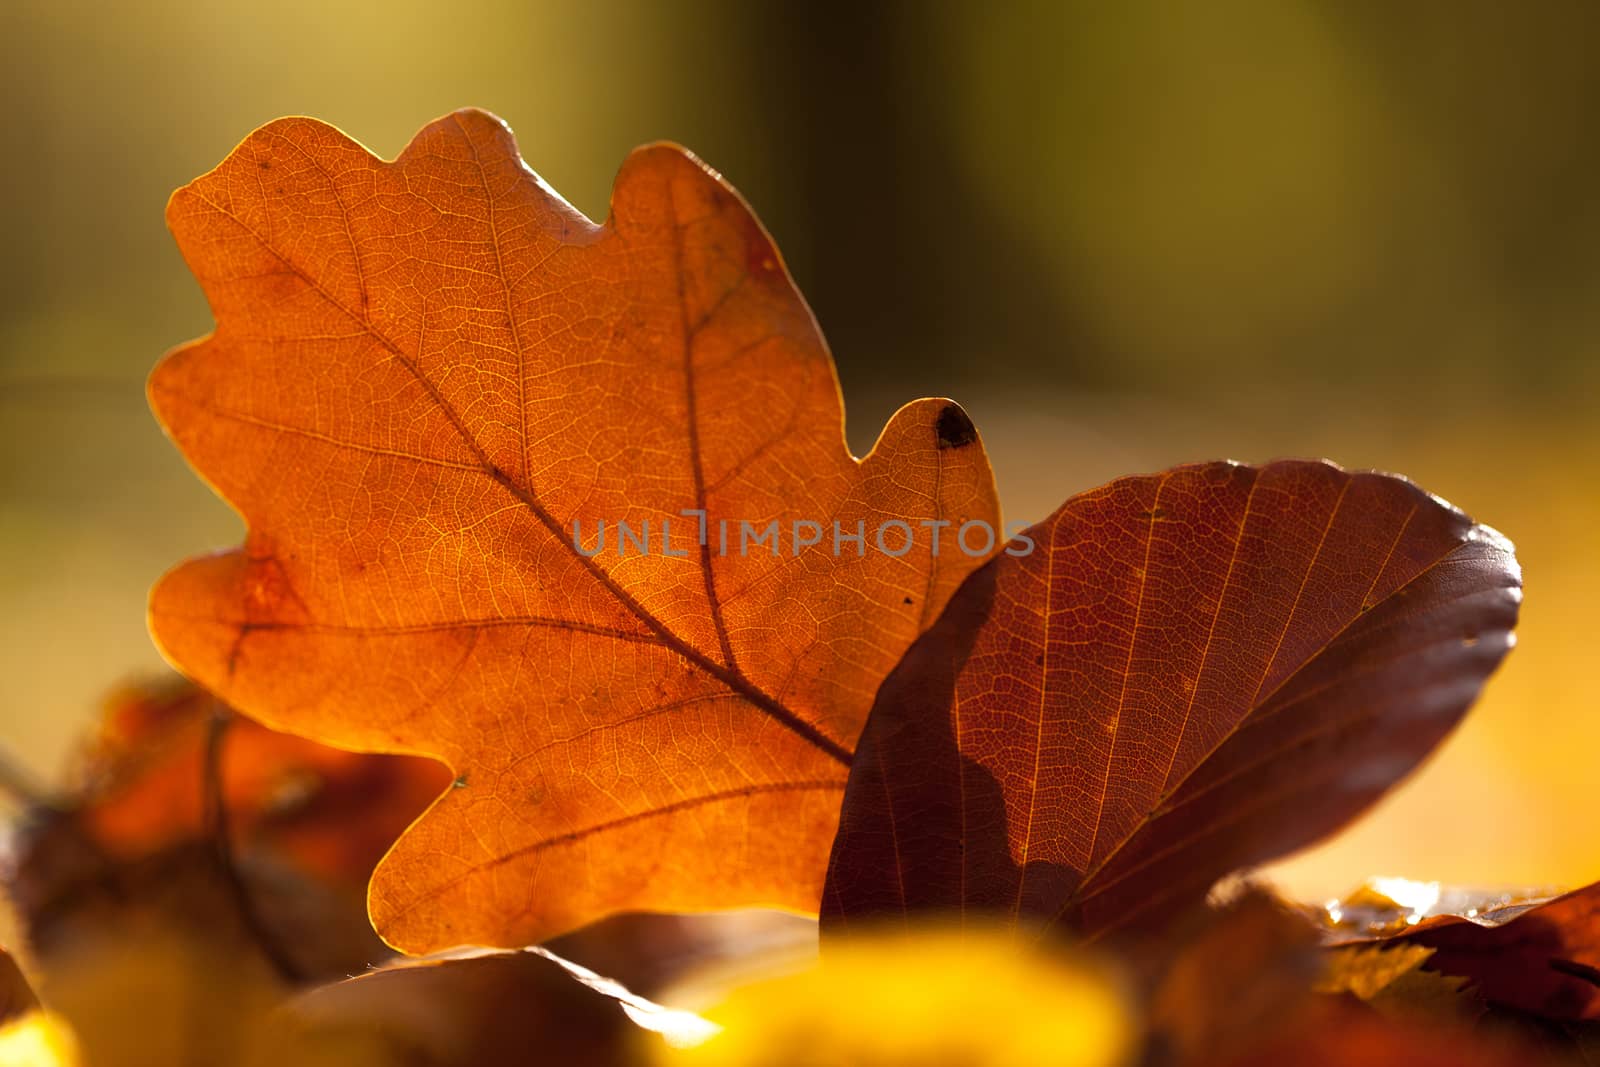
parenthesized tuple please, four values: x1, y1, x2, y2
(147, 109, 999, 951)
(822, 460, 1519, 940)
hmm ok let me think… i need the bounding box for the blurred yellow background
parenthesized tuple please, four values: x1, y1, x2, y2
(2, 0, 1595, 901)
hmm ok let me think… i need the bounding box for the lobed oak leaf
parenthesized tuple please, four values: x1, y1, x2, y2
(147, 109, 999, 952)
(822, 460, 1520, 941)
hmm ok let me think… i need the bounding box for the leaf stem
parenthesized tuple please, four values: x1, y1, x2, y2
(202, 704, 305, 983)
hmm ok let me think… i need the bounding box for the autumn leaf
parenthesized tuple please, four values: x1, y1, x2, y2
(1330, 880, 1600, 1021)
(7, 678, 431, 1006)
(0, 1011, 79, 1067)
(655, 924, 1131, 1067)
(69, 677, 446, 887)
(1148, 890, 1323, 1064)
(262, 946, 709, 1067)
(544, 911, 817, 1001)
(822, 460, 1520, 941)
(147, 109, 999, 951)
(0, 947, 39, 1029)
(12, 674, 443, 954)
(5, 681, 603, 1066)
(1205, 997, 1538, 1067)
(1308, 877, 1555, 939)
(1144, 894, 1542, 1067)
(30, 925, 286, 1067)
(1317, 942, 1474, 1021)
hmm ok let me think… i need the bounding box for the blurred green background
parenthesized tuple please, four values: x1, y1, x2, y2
(1, 0, 1596, 899)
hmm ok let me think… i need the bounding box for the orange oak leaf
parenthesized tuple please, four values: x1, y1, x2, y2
(822, 460, 1520, 941)
(148, 109, 999, 952)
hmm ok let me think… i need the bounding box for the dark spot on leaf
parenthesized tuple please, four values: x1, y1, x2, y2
(452, 775, 469, 789)
(1140, 508, 1169, 521)
(903, 596, 914, 605)
(258, 160, 271, 170)
(936, 404, 976, 450)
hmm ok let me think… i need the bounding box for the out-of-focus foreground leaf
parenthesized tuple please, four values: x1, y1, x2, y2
(823, 460, 1520, 940)
(0, 1009, 79, 1067)
(146, 108, 999, 953)
(653, 924, 1131, 1067)
(1147, 889, 1323, 1064)
(8, 677, 439, 980)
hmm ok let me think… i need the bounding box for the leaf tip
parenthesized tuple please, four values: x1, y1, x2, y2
(935, 403, 979, 450)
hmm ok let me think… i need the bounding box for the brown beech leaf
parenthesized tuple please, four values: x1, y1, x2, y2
(1342, 881, 1600, 1021)
(822, 460, 1520, 941)
(148, 109, 999, 951)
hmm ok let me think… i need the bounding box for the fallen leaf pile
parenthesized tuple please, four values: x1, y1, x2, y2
(1, 108, 1590, 1066)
